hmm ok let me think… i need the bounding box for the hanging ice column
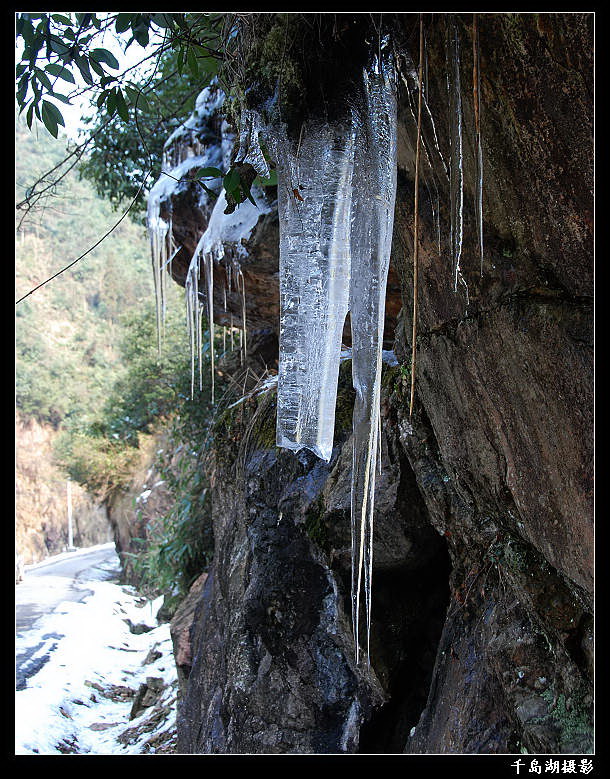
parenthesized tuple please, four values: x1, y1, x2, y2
(273, 49, 397, 662)
(273, 121, 356, 461)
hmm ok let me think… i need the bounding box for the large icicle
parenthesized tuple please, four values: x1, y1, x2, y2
(272, 45, 397, 663)
(349, 49, 397, 664)
(272, 119, 356, 462)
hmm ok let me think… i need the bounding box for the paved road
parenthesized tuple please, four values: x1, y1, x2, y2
(15, 543, 120, 689)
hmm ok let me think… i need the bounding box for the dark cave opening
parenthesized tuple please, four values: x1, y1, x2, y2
(356, 542, 452, 753)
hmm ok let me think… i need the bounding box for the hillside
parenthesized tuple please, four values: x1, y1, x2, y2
(15, 117, 153, 562)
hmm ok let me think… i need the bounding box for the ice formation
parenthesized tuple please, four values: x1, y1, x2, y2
(271, 120, 355, 461)
(398, 45, 447, 255)
(446, 15, 466, 296)
(234, 109, 271, 179)
(147, 84, 272, 401)
(473, 14, 484, 273)
(186, 186, 271, 401)
(270, 45, 397, 662)
(147, 85, 226, 355)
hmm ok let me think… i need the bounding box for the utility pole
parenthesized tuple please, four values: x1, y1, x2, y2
(67, 479, 76, 551)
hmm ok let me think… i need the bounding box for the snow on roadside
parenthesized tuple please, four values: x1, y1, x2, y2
(15, 552, 178, 755)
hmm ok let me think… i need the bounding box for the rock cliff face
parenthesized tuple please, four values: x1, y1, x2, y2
(153, 13, 593, 753)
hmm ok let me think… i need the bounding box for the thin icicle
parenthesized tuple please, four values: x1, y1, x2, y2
(238, 268, 248, 366)
(399, 49, 443, 255)
(187, 185, 271, 399)
(203, 252, 215, 402)
(473, 14, 484, 274)
(222, 286, 227, 353)
(409, 16, 424, 421)
(349, 46, 397, 665)
(447, 15, 466, 295)
(147, 191, 170, 353)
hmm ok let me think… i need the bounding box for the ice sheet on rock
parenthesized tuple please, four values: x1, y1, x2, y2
(235, 109, 270, 179)
(272, 119, 356, 462)
(198, 186, 270, 262)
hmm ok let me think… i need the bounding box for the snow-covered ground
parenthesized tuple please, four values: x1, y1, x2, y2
(15, 544, 178, 755)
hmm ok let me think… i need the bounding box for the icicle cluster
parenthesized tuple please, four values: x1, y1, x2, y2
(270, 45, 397, 663)
(186, 186, 271, 401)
(147, 86, 227, 355)
(147, 188, 179, 352)
(399, 42, 447, 255)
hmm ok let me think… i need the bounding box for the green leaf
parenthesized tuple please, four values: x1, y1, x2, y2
(26, 103, 34, 129)
(223, 168, 240, 195)
(90, 48, 120, 70)
(242, 185, 257, 207)
(45, 63, 75, 83)
(114, 89, 129, 122)
(115, 14, 131, 34)
(34, 68, 53, 91)
(151, 13, 173, 29)
(51, 13, 73, 26)
(133, 26, 149, 47)
(19, 18, 35, 45)
(51, 93, 72, 105)
(74, 56, 93, 86)
(42, 100, 65, 127)
(259, 169, 278, 187)
(187, 47, 198, 77)
(40, 103, 58, 137)
(16, 79, 29, 108)
(196, 166, 224, 179)
(48, 35, 70, 55)
(200, 56, 220, 77)
(89, 58, 106, 78)
(106, 90, 117, 116)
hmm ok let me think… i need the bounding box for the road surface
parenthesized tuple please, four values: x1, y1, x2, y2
(15, 543, 120, 690)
